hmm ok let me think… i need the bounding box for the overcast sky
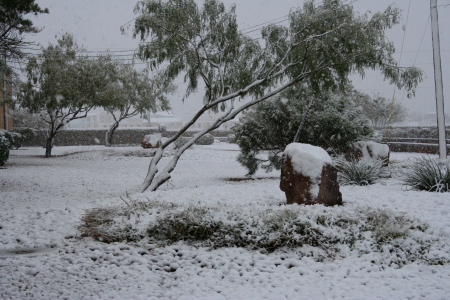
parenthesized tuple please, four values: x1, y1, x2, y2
(26, 0, 450, 120)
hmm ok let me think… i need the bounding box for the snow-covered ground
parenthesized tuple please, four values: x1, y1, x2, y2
(0, 144, 449, 299)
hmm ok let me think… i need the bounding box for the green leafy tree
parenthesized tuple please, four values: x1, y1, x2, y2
(18, 34, 116, 157)
(234, 87, 374, 175)
(352, 91, 407, 129)
(102, 65, 175, 147)
(132, 0, 423, 192)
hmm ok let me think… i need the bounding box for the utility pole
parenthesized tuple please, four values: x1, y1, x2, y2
(2, 51, 8, 130)
(430, 0, 447, 159)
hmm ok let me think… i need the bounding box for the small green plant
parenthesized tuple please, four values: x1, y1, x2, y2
(335, 158, 386, 186)
(404, 156, 450, 192)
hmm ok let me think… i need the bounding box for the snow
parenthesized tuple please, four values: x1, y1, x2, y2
(352, 141, 390, 160)
(1, 144, 450, 299)
(283, 143, 333, 198)
(143, 133, 163, 145)
(284, 143, 332, 178)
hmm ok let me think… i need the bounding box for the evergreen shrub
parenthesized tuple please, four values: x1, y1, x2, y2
(194, 133, 214, 145)
(0, 132, 11, 166)
(0, 129, 26, 165)
(11, 127, 37, 146)
(233, 90, 373, 175)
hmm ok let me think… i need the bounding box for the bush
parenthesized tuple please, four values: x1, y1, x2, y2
(80, 201, 448, 266)
(0, 129, 24, 165)
(335, 158, 387, 186)
(226, 133, 236, 143)
(233, 88, 373, 175)
(8, 132, 23, 149)
(404, 156, 450, 192)
(0, 133, 10, 166)
(11, 127, 37, 145)
(194, 133, 214, 145)
(173, 137, 191, 149)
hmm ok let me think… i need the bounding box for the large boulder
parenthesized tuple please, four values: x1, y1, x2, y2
(141, 133, 162, 148)
(345, 141, 390, 166)
(280, 143, 342, 206)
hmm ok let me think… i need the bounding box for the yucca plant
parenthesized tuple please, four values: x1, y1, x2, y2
(335, 158, 386, 186)
(404, 156, 450, 192)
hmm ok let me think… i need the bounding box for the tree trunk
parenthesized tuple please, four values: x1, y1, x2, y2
(140, 128, 214, 192)
(105, 121, 120, 147)
(139, 76, 303, 193)
(293, 97, 314, 143)
(45, 134, 55, 158)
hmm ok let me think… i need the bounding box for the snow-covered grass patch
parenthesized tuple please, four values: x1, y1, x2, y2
(404, 156, 450, 192)
(80, 199, 448, 267)
(336, 158, 387, 186)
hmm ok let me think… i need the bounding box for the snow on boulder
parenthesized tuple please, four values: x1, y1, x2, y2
(280, 143, 342, 206)
(141, 133, 162, 149)
(345, 141, 390, 166)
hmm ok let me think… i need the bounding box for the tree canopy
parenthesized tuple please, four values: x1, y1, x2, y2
(132, 0, 423, 192)
(18, 34, 117, 157)
(0, 0, 48, 72)
(352, 91, 407, 129)
(102, 64, 175, 146)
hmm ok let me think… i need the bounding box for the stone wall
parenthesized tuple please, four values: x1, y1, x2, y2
(22, 128, 233, 147)
(382, 126, 450, 139)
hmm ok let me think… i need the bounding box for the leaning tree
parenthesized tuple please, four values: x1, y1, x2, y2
(132, 0, 423, 192)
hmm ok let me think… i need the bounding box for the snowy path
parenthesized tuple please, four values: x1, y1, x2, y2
(0, 145, 449, 299)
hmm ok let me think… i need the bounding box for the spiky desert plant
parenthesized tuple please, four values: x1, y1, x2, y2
(404, 156, 450, 192)
(336, 158, 386, 186)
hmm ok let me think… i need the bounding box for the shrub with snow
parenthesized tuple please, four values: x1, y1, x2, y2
(0, 129, 24, 165)
(233, 90, 373, 175)
(194, 133, 214, 145)
(226, 133, 236, 143)
(404, 156, 450, 192)
(0, 132, 10, 166)
(173, 137, 191, 149)
(80, 200, 448, 266)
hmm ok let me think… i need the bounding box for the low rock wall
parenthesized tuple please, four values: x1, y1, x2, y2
(22, 128, 232, 147)
(385, 142, 450, 154)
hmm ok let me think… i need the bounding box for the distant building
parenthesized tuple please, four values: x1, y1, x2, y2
(78, 110, 183, 130)
(74, 109, 237, 131)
